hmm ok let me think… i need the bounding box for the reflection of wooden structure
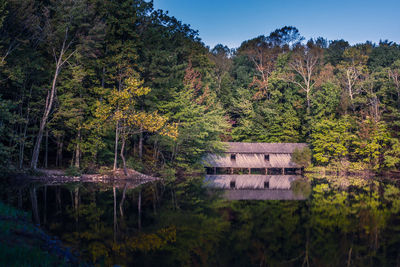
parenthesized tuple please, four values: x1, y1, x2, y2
(225, 189, 307, 200)
(204, 142, 307, 176)
(204, 142, 308, 190)
(205, 175, 298, 190)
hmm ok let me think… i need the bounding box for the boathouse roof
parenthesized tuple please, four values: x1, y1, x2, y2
(223, 142, 308, 154)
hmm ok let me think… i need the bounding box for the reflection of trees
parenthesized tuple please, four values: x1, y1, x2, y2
(291, 179, 312, 198)
(223, 201, 306, 267)
(8, 176, 400, 266)
(29, 185, 40, 225)
(308, 178, 400, 266)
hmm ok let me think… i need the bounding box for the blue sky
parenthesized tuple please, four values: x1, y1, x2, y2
(153, 0, 400, 49)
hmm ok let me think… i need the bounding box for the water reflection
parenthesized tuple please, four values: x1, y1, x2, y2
(206, 175, 311, 200)
(205, 174, 300, 189)
(1, 175, 400, 266)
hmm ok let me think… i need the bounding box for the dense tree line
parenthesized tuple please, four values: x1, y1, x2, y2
(1, 0, 400, 176)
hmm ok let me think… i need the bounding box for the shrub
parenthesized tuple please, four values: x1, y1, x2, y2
(65, 166, 81, 177)
(292, 147, 312, 167)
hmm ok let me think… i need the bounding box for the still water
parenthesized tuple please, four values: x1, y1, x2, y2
(1, 175, 400, 266)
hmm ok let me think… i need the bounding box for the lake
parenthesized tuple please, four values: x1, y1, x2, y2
(1, 174, 400, 266)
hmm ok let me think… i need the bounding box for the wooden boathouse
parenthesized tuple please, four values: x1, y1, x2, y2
(204, 142, 308, 190)
(204, 142, 308, 176)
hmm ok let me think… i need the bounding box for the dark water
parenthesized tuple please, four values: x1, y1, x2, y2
(1, 175, 400, 267)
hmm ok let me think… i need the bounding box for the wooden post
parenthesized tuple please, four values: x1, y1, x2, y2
(230, 168, 233, 174)
(282, 168, 284, 175)
(248, 168, 251, 174)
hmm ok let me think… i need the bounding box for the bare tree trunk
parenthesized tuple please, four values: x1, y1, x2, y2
(101, 66, 105, 89)
(74, 129, 81, 168)
(31, 64, 61, 169)
(113, 122, 119, 171)
(287, 47, 321, 115)
(19, 116, 29, 169)
(19, 87, 31, 169)
(347, 246, 352, 267)
(29, 186, 40, 226)
(120, 134, 127, 175)
(139, 127, 143, 159)
(347, 70, 354, 102)
(70, 148, 75, 167)
(119, 183, 127, 218)
(56, 135, 64, 167)
(30, 28, 76, 170)
(45, 128, 48, 168)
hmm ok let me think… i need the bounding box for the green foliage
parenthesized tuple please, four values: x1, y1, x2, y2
(354, 118, 400, 170)
(368, 41, 400, 70)
(0, 1, 399, 174)
(310, 116, 356, 165)
(0, 95, 14, 168)
(325, 39, 349, 65)
(292, 147, 312, 167)
(160, 87, 230, 169)
(0, 0, 7, 29)
(291, 179, 312, 198)
(65, 166, 81, 177)
(126, 156, 145, 172)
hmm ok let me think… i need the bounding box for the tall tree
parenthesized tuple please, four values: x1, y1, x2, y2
(286, 40, 323, 113)
(337, 46, 369, 111)
(238, 35, 280, 99)
(96, 76, 177, 175)
(30, 0, 98, 169)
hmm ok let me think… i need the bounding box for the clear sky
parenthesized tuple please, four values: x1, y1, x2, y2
(153, 0, 400, 49)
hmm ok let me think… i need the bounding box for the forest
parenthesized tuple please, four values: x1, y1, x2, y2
(1, 0, 400, 178)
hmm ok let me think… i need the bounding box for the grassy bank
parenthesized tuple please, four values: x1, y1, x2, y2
(0, 201, 75, 266)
